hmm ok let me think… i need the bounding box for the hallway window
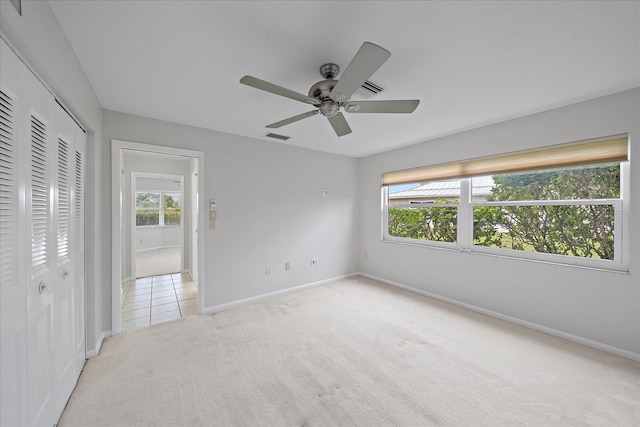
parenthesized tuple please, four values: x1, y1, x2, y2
(164, 193, 181, 226)
(136, 192, 160, 226)
(136, 191, 182, 227)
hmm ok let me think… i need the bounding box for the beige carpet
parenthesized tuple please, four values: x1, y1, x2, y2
(60, 276, 639, 426)
(135, 247, 180, 278)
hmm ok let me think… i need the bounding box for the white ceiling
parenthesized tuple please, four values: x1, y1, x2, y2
(49, 1, 639, 158)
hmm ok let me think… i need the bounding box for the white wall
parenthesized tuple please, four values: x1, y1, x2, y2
(359, 88, 640, 358)
(1, 1, 105, 354)
(136, 227, 181, 251)
(104, 110, 360, 310)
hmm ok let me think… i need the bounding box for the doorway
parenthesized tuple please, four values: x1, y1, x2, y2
(111, 140, 204, 336)
(132, 173, 184, 278)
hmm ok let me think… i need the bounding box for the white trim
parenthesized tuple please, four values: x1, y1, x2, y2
(130, 169, 136, 278)
(85, 330, 109, 359)
(359, 272, 640, 362)
(135, 245, 181, 253)
(202, 273, 358, 315)
(111, 140, 204, 336)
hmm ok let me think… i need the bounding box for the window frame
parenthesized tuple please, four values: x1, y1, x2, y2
(381, 144, 630, 272)
(162, 192, 182, 227)
(135, 190, 182, 228)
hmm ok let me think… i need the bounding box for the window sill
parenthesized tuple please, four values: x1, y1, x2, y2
(381, 237, 630, 274)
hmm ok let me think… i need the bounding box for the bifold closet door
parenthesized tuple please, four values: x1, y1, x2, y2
(0, 39, 86, 427)
(52, 100, 86, 416)
(1, 39, 29, 427)
(73, 122, 86, 376)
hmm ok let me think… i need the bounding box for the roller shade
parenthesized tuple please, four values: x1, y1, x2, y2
(382, 135, 628, 186)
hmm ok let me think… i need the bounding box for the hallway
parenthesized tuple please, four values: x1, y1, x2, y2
(121, 273, 197, 332)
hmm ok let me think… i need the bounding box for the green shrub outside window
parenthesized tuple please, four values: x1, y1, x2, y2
(136, 191, 181, 227)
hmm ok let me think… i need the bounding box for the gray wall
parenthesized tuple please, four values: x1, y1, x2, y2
(358, 88, 640, 356)
(104, 110, 360, 309)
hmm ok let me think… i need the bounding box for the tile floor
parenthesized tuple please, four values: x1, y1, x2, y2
(121, 272, 197, 333)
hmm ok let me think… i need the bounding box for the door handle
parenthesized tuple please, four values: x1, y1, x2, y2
(38, 281, 48, 294)
(63, 269, 70, 279)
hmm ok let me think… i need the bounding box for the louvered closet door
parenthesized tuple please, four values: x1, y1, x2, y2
(1, 39, 86, 427)
(52, 105, 81, 411)
(73, 126, 86, 375)
(26, 76, 58, 427)
(0, 51, 28, 427)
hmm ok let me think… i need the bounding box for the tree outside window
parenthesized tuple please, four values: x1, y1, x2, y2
(164, 193, 181, 226)
(387, 163, 621, 261)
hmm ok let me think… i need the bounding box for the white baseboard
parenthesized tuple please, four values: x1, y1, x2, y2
(136, 245, 180, 253)
(359, 272, 640, 362)
(202, 273, 358, 316)
(85, 330, 110, 359)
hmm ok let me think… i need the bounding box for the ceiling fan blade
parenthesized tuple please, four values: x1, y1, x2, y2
(344, 100, 420, 114)
(330, 42, 391, 104)
(327, 112, 352, 137)
(266, 110, 319, 128)
(240, 75, 319, 105)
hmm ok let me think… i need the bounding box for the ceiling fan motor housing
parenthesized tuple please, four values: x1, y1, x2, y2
(309, 79, 341, 117)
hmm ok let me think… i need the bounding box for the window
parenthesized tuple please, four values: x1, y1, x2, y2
(387, 179, 459, 243)
(163, 193, 181, 226)
(382, 136, 629, 270)
(136, 191, 182, 227)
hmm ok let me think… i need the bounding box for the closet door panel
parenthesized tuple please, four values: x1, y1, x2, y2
(73, 127, 86, 374)
(0, 45, 28, 426)
(26, 97, 57, 427)
(52, 107, 79, 409)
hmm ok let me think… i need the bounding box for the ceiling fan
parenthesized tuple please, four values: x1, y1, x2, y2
(240, 42, 420, 137)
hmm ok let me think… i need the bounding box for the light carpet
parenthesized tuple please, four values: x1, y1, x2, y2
(135, 247, 180, 278)
(59, 276, 639, 426)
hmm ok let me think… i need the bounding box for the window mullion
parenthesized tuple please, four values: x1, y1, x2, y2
(381, 186, 389, 240)
(457, 178, 472, 247)
(613, 199, 623, 264)
(159, 191, 165, 227)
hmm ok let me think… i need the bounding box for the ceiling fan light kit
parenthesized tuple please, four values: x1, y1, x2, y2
(240, 42, 420, 137)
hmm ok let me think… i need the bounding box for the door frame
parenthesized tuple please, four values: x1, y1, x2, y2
(111, 139, 204, 336)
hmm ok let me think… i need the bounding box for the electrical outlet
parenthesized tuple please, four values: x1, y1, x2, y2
(265, 267, 270, 275)
(285, 262, 291, 271)
(311, 257, 319, 266)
